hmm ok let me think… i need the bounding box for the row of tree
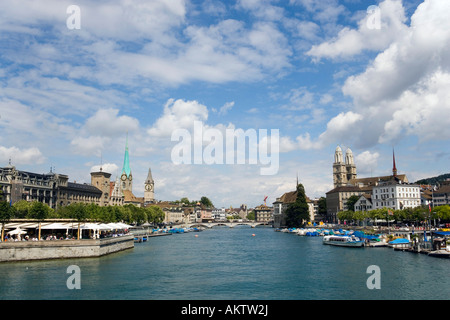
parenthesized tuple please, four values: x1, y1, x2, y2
(171, 196, 214, 208)
(1, 200, 166, 226)
(337, 205, 450, 225)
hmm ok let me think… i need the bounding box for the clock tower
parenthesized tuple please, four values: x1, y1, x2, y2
(120, 134, 133, 193)
(144, 168, 155, 203)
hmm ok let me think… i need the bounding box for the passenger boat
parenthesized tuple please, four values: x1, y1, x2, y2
(322, 235, 364, 247)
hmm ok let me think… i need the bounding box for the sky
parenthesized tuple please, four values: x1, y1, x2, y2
(1, 0, 449, 208)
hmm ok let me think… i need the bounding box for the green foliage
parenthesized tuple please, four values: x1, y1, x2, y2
(200, 196, 213, 208)
(345, 195, 360, 212)
(0, 201, 12, 223)
(286, 184, 310, 228)
(318, 197, 327, 216)
(146, 206, 165, 224)
(12, 200, 31, 218)
(247, 210, 255, 221)
(28, 201, 50, 221)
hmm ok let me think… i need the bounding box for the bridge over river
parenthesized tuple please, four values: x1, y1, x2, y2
(182, 221, 272, 229)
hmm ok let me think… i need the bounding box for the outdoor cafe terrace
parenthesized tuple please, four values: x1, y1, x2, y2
(1, 221, 132, 241)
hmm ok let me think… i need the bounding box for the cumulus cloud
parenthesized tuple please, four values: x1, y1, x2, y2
(147, 99, 209, 137)
(307, 0, 408, 61)
(298, 0, 450, 150)
(84, 108, 140, 137)
(0, 146, 45, 165)
(90, 163, 119, 175)
(355, 151, 380, 175)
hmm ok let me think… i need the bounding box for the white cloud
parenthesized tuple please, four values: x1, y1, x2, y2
(307, 0, 408, 61)
(0, 146, 45, 165)
(355, 151, 380, 175)
(84, 108, 140, 137)
(90, 163, 119, 175)
(297, 0, 450, 150)
(147, 99, 209, 137)
(71, 136, 111, 157)
(218, 101, 235, 116)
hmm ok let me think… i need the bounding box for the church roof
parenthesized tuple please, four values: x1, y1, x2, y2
(275, 190, 312, 204)
(348, 174, 408, 187)
(123, 190, 144, 204)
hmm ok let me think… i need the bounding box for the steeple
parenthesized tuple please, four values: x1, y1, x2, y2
(122, 132, 131, 178)
(146, 168, 154, 184)
(392, 149, 397, 177)
(144, 167, 155, 203)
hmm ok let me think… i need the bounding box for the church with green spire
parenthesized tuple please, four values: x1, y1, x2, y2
(120, 133, 133, 193)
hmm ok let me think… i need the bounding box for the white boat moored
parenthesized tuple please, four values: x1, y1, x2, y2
(323, 235, 364, 247)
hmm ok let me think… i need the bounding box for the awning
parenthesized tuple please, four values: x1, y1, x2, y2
(40, 223, 72, 230)
(389, 238, 410, 244)
(433, 231, 450, 236)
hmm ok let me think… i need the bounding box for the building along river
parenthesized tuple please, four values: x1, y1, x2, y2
(0, 225, 448, 300)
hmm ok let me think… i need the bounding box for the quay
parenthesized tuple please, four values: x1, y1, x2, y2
(296, 225, 450, 258)
(0, 235, 134, 262)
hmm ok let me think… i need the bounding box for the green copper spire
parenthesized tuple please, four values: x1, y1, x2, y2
(122, 132, 131, 177)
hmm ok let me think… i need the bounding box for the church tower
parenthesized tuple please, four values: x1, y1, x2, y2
(333, 146, 347, 188)
(144, 168, 155, 203)
(120, 134, 133, 193)
(90, 167, 111, 207)
(345, 148, 357, 182)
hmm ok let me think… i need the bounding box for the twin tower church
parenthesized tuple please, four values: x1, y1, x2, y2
(91, 136, 155, 207)
(332, 145, 357, 188)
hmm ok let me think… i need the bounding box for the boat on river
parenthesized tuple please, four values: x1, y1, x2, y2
(428, 249, 450, 258)
(323, 235, 364, 247)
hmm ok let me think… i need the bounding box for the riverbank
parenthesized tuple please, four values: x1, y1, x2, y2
(0, 235, 134, 262)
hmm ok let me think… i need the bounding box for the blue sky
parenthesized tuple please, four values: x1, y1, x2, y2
(0, 0, 449, 208)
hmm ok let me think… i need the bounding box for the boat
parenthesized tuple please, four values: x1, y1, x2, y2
(428, 249, 450, 258)
(428, 235, 450, 258)
(388, 238, 410, 250)
(365, 238, 388, 247)
(323, 235, 364, 247)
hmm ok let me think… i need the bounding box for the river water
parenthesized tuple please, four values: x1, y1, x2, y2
(0, 226, 448, 300)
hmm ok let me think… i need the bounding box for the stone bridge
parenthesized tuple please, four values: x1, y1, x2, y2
(183, 221, 272, 229)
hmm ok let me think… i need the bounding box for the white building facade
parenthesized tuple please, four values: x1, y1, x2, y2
(372, 180, 421, 210)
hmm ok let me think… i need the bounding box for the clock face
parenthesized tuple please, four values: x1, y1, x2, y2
(146, 184, 153, 191)
(121, 174, 127, 181)
(129, 175, 132, 181)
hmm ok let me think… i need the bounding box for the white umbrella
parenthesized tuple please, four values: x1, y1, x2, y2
(7, 227, 27, 240)
(97, 223, 113, 230)
(7, 227, 27, 235)
(115, 222, 132, 229)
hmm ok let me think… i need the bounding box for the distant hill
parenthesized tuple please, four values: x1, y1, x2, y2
(416, 173, 450, 185)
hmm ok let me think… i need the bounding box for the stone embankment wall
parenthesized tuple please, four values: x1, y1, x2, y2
(0, 235, 134, 262)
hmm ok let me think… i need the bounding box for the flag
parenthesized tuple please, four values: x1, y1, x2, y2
(388, 209, 393, 216)
(429, 203, 431, 213)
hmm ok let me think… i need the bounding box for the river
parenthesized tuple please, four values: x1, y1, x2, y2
(0, 226, 448, 300)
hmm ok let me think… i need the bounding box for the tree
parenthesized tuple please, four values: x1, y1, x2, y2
(180, 197, 190, 205)
(200, 196, 213, 208)
(28, 201, 50, 240)
(345, 195, 360, 212)
(147, 206, 165, 225)
(61, 203, 88, 239)
(433, 205, 450, 221)
(337, 210, 354, 222)
(247, 210, 255, 221)
(0, 201, 12, 242)
(13, 200, 31, 218)
(285, 184, 310, 228)
(317, 197, 327, 217)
